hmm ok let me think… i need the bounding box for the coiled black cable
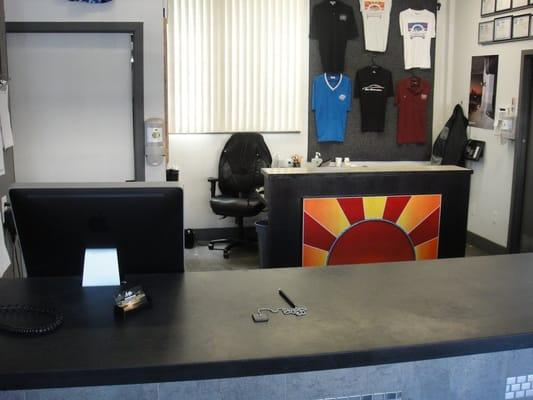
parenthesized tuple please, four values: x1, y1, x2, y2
(0, 305, 64, 336)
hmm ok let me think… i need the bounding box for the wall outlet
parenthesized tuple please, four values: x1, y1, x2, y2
(1, 196, 7, 224)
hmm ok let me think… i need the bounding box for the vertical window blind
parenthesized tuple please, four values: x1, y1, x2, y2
(167, 0, 308, 134)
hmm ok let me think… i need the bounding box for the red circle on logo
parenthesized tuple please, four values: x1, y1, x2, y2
(327, 220, 415, 266)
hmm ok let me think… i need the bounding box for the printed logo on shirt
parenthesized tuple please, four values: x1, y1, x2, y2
(362, 84, 385, 92)
(339, 94, 347, 101)
(364, 1, 385, 11)
(407, 22, 429, 39)
(339, 14, 348, 21)
(421, 94, 428, 100)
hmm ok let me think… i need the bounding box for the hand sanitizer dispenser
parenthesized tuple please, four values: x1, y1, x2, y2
(145, 118, 165, 166)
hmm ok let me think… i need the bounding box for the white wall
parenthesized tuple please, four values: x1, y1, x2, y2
(169, 132, 308, 230)
(12, 0, 510, 237)
(167, 18, 309, 230)
(6, 0, 307, 230)
(434, 0, 529, 247)
(5, 0, 166, 181)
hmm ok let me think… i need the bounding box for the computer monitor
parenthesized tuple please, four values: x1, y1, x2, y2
(9, 182, 184, 277)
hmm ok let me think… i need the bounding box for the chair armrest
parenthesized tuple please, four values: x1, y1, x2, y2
(208, 177, 219, 198)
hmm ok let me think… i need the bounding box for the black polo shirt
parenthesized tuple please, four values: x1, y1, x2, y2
(354, 66, 394, 132)
(310, 0, 358, 73)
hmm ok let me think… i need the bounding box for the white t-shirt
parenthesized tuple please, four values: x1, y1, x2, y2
(360, 0, 392, 52)
(399, 8, 436, 70)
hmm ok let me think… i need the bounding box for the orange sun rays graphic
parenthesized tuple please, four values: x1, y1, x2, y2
(302, 195, 442, 267)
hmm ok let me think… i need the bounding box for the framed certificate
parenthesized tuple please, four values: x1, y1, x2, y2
(512, 0, 528, 7)
(513, 14, 531, 38)
(479, 21, 495, 43)
(531, 15, 533, 36)
(482, 0, 496, 15)
(494, 16, 513, 40)
(496, 0, 512, 11)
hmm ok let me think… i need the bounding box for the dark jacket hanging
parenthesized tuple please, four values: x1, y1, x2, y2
(432, 104, 468, 167)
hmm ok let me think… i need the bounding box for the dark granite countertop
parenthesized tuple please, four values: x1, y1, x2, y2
(1, 254, 532, 390)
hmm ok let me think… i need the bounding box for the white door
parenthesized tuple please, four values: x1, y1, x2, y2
(7, 32, 135, 182)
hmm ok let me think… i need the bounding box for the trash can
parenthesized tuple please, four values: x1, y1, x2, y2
(166, 168, 179, 182)
(255, 220, 270, 268)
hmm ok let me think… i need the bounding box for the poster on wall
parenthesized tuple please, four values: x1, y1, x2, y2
(301, 194, 442, 267)
(481, 0, 496, 15)
(468, 55, 499, 130)
(496, 0, 512, 11)
(512, 0, 528, 8)
(478, 21, 495, 43)
(512, 14, 531, 38)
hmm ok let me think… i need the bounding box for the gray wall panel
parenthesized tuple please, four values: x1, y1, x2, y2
(308, 0, 437, 162)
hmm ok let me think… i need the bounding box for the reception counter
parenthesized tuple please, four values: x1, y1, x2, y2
(262, 165, 473, 268)
(1, 254, 533, 399)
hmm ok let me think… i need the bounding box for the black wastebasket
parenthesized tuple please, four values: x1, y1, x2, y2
(255, 220, 270, 268)
(166, 169, 179, 182)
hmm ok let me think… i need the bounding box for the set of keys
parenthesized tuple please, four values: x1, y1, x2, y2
(252, 289, 308, 323)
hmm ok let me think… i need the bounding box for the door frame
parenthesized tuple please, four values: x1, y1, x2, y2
(6, 21, 145, 181)
(508, 50, 533, 252)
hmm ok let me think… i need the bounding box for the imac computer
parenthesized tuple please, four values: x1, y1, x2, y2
(8, 182, 184, 277)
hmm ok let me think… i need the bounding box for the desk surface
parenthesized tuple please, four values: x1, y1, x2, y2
(1, 254, 533, 390)
(262, 165, 472, 176)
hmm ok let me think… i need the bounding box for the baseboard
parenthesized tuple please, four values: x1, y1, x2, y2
(467, 231, 508, 255)
(192, 227, 257, 244)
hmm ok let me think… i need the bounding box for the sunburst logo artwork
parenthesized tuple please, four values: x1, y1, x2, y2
(302, 194, 442, 267)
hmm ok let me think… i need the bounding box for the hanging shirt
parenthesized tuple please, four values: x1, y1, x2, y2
(399, 8, 436, 70)
(354, 66, 394, 133)
(312, 73, 352, 142)
(310, 1, 358, 72)
(395, 76, 431, 144)
(360, 0, 392, 52)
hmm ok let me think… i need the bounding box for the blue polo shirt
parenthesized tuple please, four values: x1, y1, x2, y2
(69, 0, 112, 3)
(312, 73, 352, 143)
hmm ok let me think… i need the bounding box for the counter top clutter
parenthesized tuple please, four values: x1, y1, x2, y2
(2, 254, 533, 390)
(262, 164, 470, 175)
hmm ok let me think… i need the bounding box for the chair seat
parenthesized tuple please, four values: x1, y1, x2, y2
(210, 194, 264, 218)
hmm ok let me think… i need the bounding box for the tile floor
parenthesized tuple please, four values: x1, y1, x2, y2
(184, 242, 490, 272)
(0, 242, 493, 277)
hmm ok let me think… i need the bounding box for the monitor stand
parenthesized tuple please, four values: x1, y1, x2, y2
(82, 248, 121, 287)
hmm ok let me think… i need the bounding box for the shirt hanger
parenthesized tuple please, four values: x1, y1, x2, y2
(409, 69, 421, 87)
(367, 53, 380, 73)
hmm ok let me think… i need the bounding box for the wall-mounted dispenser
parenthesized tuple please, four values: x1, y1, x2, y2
(145, 118, 165, 166)
(495, 100, 516, 141)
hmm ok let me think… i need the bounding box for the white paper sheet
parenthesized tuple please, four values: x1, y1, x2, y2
(0, 87, 14, 149)
(0, 225, 11, 277)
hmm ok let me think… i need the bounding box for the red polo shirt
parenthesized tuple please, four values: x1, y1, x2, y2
(395, 77, 431, 144)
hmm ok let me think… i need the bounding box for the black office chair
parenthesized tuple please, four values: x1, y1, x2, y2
(207, 132, 272, 258)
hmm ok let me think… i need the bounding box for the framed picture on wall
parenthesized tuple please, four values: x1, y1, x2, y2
(512, 14, 531, 37)
(530, 15, 533, 35)
(482, 0, 496, 15)
(512, 0, 528, 8)
(479, 21, 495, 43)
(469, 56, 499, 130)
(494, 16, 513, 40)
(496, 0, 512, 11)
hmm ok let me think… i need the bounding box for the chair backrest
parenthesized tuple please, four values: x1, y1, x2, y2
(218, 133, 272, 196)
